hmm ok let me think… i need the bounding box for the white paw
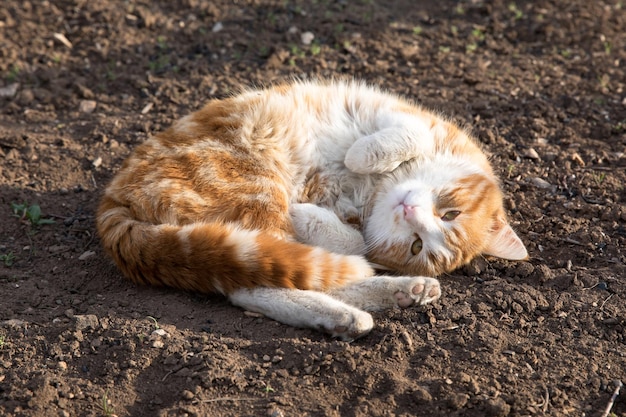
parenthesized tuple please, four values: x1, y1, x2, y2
(320, 309, 374, 341)
(290, 203, 366, 255)
(393, 277, 441, 308)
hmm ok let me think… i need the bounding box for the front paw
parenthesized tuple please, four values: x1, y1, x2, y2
(393, 277, 441, 308)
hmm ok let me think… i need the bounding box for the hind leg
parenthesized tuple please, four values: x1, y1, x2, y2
(229, 287, 374, 341)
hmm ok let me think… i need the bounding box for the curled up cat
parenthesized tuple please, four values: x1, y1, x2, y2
(97, 79, 528, 340)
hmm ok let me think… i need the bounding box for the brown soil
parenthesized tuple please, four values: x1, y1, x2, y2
(1, 1, 625, 416)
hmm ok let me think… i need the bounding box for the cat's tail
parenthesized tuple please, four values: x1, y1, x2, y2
(96, 199, 374, 295)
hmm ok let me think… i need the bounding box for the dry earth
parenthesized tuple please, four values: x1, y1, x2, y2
(1, 0, 625, 416)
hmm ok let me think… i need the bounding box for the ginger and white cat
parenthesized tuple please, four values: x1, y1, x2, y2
(97, 80, 527, 340)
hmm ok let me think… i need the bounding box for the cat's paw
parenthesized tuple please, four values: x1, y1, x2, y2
(290, 203, 366, 255)
(393, 277, 441, 308)
(320, 309, 374, 341)
(344, 135, 403, 174)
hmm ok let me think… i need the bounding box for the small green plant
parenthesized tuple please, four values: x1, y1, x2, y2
(603, 41, 612, 55)
(262, 381, 275, 395)
(6, 64, 20, 82)
(450, 25, 458, 36)
(147, 316, 160, 330)
(106, 60, 117, 81)
(454, 4, 465, 14)
(11, 202, 55, 227)
(290, 44, 305, 58)
(593, 172, 606, 186)
(439, 46, 451, 53)
(466, 42, 478, 53)
(310, 41, 321, 56)
(0, 252, 16, 267)
(148, 36, 172, 73)
(507, 164, 515, 178)
(99, 390, 115, 417)
(412, 25, 423, 36)
(471, 27, 485, 41)
(613, 119, 626, 133)
(508, 3, 524, 20)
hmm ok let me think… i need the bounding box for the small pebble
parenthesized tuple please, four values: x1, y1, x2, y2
(181, 390, 194, 400)
(531, 177, 552, 189)
(447, 392, 469, 410)
(78, 251, 96, 261)
(301, 31, 315, 45)
(411, 386, 432, 403)
(152, 328, 169, 338)
(151, 340, 164, 348)
(57, 361, 68, 371)
(79, 100, 97, 113)
(523, 148, 540, 160)
(0, 82, 19, 98)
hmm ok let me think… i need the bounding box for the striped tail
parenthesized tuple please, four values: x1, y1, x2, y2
(96, 198, 374, 295)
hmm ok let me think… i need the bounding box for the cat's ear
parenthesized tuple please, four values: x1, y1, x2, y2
(483, 219, 528, 260)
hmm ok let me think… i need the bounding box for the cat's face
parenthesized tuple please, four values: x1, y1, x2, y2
(364, 158, 527, 276)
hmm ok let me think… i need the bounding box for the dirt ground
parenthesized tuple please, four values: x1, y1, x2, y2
(1, 0, 625, 416)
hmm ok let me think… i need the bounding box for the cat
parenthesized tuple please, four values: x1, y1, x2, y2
(97, 79, 527, 340)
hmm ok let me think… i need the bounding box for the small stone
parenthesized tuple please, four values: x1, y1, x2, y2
(263, 355, 271, 362)
(152, 340, 164, 348)
(0, 83, 19, 98)
(271, 355, 282, 363)
(79, 100, 96, 113)
(301, 31, 315, 45)
(57, 361, 68, 371)
(485, 397, 511, 417)
(60, 410, 70, 417)
(448, 393, 469, 410)
(151, 328, 169, 338)
(267, 407, 285, 417)
(531, 177, 552, 189)
(92, 157, 102, 168)
(411, 386, 432, 403)
(78, 251, 96, 261)
(523, 147, 540, 160)
(74, 314, 99, 331)
(212, 22, 223, 32)
(181, 390, 195, 400)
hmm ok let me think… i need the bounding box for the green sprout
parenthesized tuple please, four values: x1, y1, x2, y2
(11, 202, 55, 227)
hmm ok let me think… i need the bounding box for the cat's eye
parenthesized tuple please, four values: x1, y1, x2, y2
(410, 238, 423, 255)
(441, 210, 461, 221)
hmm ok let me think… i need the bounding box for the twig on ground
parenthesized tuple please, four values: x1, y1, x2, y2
(542, 387, 550, 413)
(201, 397, 259, 403)
(599, 294, 614, 310)
(600, 380, 623, 417)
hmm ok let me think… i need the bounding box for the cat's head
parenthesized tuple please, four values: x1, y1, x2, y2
(363, 156, 527, 276)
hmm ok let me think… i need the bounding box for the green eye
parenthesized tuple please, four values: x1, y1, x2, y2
(410, 238, 423, 255)
(441, 210, 461, 221)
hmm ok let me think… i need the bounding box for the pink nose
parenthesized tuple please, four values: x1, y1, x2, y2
(403, 204, 417, 219)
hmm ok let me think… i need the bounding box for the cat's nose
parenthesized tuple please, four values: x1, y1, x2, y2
(403, 204, 417, 219)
